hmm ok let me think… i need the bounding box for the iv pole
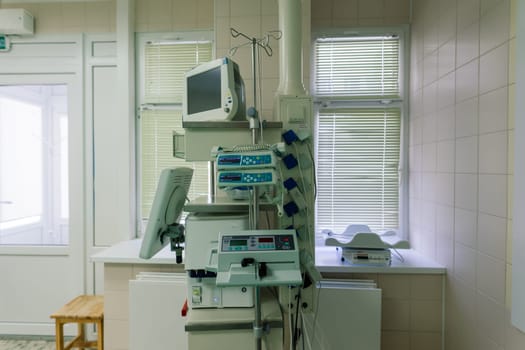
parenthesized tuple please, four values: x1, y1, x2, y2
(229, 27, 281, 350)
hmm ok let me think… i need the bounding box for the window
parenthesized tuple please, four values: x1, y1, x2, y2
(0, 85, 69, 245)
(137, 34, 213, 223)
(313, 32, 405, 236)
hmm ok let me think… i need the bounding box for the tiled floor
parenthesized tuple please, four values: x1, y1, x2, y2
(0, 338, 55, 350)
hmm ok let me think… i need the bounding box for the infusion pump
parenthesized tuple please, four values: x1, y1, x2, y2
(215, 230, 303, 287)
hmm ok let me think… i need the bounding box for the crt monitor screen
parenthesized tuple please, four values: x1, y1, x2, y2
(187, 66, 221, 115)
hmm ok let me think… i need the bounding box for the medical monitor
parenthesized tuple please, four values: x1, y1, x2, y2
(183, 57, 246, 122)
(139, 167, 193, 260)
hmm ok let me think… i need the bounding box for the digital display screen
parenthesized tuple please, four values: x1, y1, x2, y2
(220, 173, 242, 181)
(219, 156, 241, 164)
(229, 239, 247, 247)
(187, 66, 221, 115)
(258, 237, 274, 243)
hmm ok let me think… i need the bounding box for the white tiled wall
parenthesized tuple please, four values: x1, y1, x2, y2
(410, 0, 525, 349)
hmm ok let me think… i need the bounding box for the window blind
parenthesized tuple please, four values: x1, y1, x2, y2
(144, 41, 212, 104)
(316, 108, 401, 233)
(141, 40, 212, 219)
(140, 109, 209, 218)
(314, 36, 400, 99)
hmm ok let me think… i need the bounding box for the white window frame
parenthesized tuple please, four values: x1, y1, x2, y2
(311, 26, 409, 239)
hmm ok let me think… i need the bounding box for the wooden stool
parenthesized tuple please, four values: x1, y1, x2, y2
(50, 295, 104, 350)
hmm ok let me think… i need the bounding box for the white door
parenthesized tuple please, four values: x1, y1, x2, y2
(0, 37, 84, 335)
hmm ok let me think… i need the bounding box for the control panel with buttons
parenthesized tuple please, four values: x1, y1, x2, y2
(217, 169, 277, 187)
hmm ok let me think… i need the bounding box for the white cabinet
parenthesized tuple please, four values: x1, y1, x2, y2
(129, 273, 187, 350)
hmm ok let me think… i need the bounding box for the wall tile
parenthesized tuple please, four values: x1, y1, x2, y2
(411, 88, 423, 119)
(455, 97, 479, 138)
(410, 300, 442, 331)
(381, 331, 410, 350)
(377, 274, 410, 299)
(478, 174, 507, 217)
(62, 2, 86, 30)
(423, 8, 439, 55)
(422, 142, 437, 172)
(197, 0, 214, 28)
(437, 106, 456, 141)
(455, 208, 478, 248)
(481, 0, 506, 15)
(410, 332, 442, 350)
(105, 290, 129, 320)
(436, 204, 455, 237)
(230, 0, 261, 17)
(311, 0, 333, 21)
(438, 71, 456, 109)
(358, 0, 384, 18)
(476, 253, 506, 303)
(104, 264, 133, 292)
(457, 0, 481, 30)
(105, 319, 129, 350)
(479, 43, 509, 95)
(382, 299, 410, 331)
(437, 140, 455, 173)
(410, 275, 443, 300)
(456, 59, 479, 103)
(456, 136, 478, 173)
(456, 21, 480, 68)
(422, 113, 438, 143)
(479, 131, 508, 174)
(423, 82, 438, 115)
(436, 233, 455, 270)
(409, 145, 422, 173)
(385, 0, 410, 18)
(332, 0, 358, 21)
(454, 242, 477, 286)
(477, 213, 507, 260)
(476, 292, 506, 345)
(423, 51, 439, 86)
(455, 173, 478, 211)
(438, 7, 457, 47)
(505, 302, 525, 349)
(148, 0, 173, 32)
(215, 0, 231, 17)
(479, 0, 510, 55)
(172, 0, 198, 29)
(436, 173, 455, 206)
(479, 87, 508, 134)
(215, 16, 231, 50)
(87, 1, 114, 33)
(36, 3, 63, 33)
(261, 0, 278, 16)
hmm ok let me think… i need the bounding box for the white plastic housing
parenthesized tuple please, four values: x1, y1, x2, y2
(0, 9, 34, 35)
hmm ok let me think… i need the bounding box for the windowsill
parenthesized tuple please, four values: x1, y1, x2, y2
(315, 246, 446, 274)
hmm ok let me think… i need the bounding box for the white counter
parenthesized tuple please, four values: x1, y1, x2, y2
(91, 239, 180, 265)
(315, 246, 446, 274)
(92, 239, 446, 275)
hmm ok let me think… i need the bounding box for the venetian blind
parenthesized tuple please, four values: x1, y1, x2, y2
(144, 41, 212, 104)
(141, 41, 212, 219)
(316, 108, 401, 232)
(314, 36, 400, 99)
(314, 35, 402, 234)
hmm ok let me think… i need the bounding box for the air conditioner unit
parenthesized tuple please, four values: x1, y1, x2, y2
(0, 9, 34, 35)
